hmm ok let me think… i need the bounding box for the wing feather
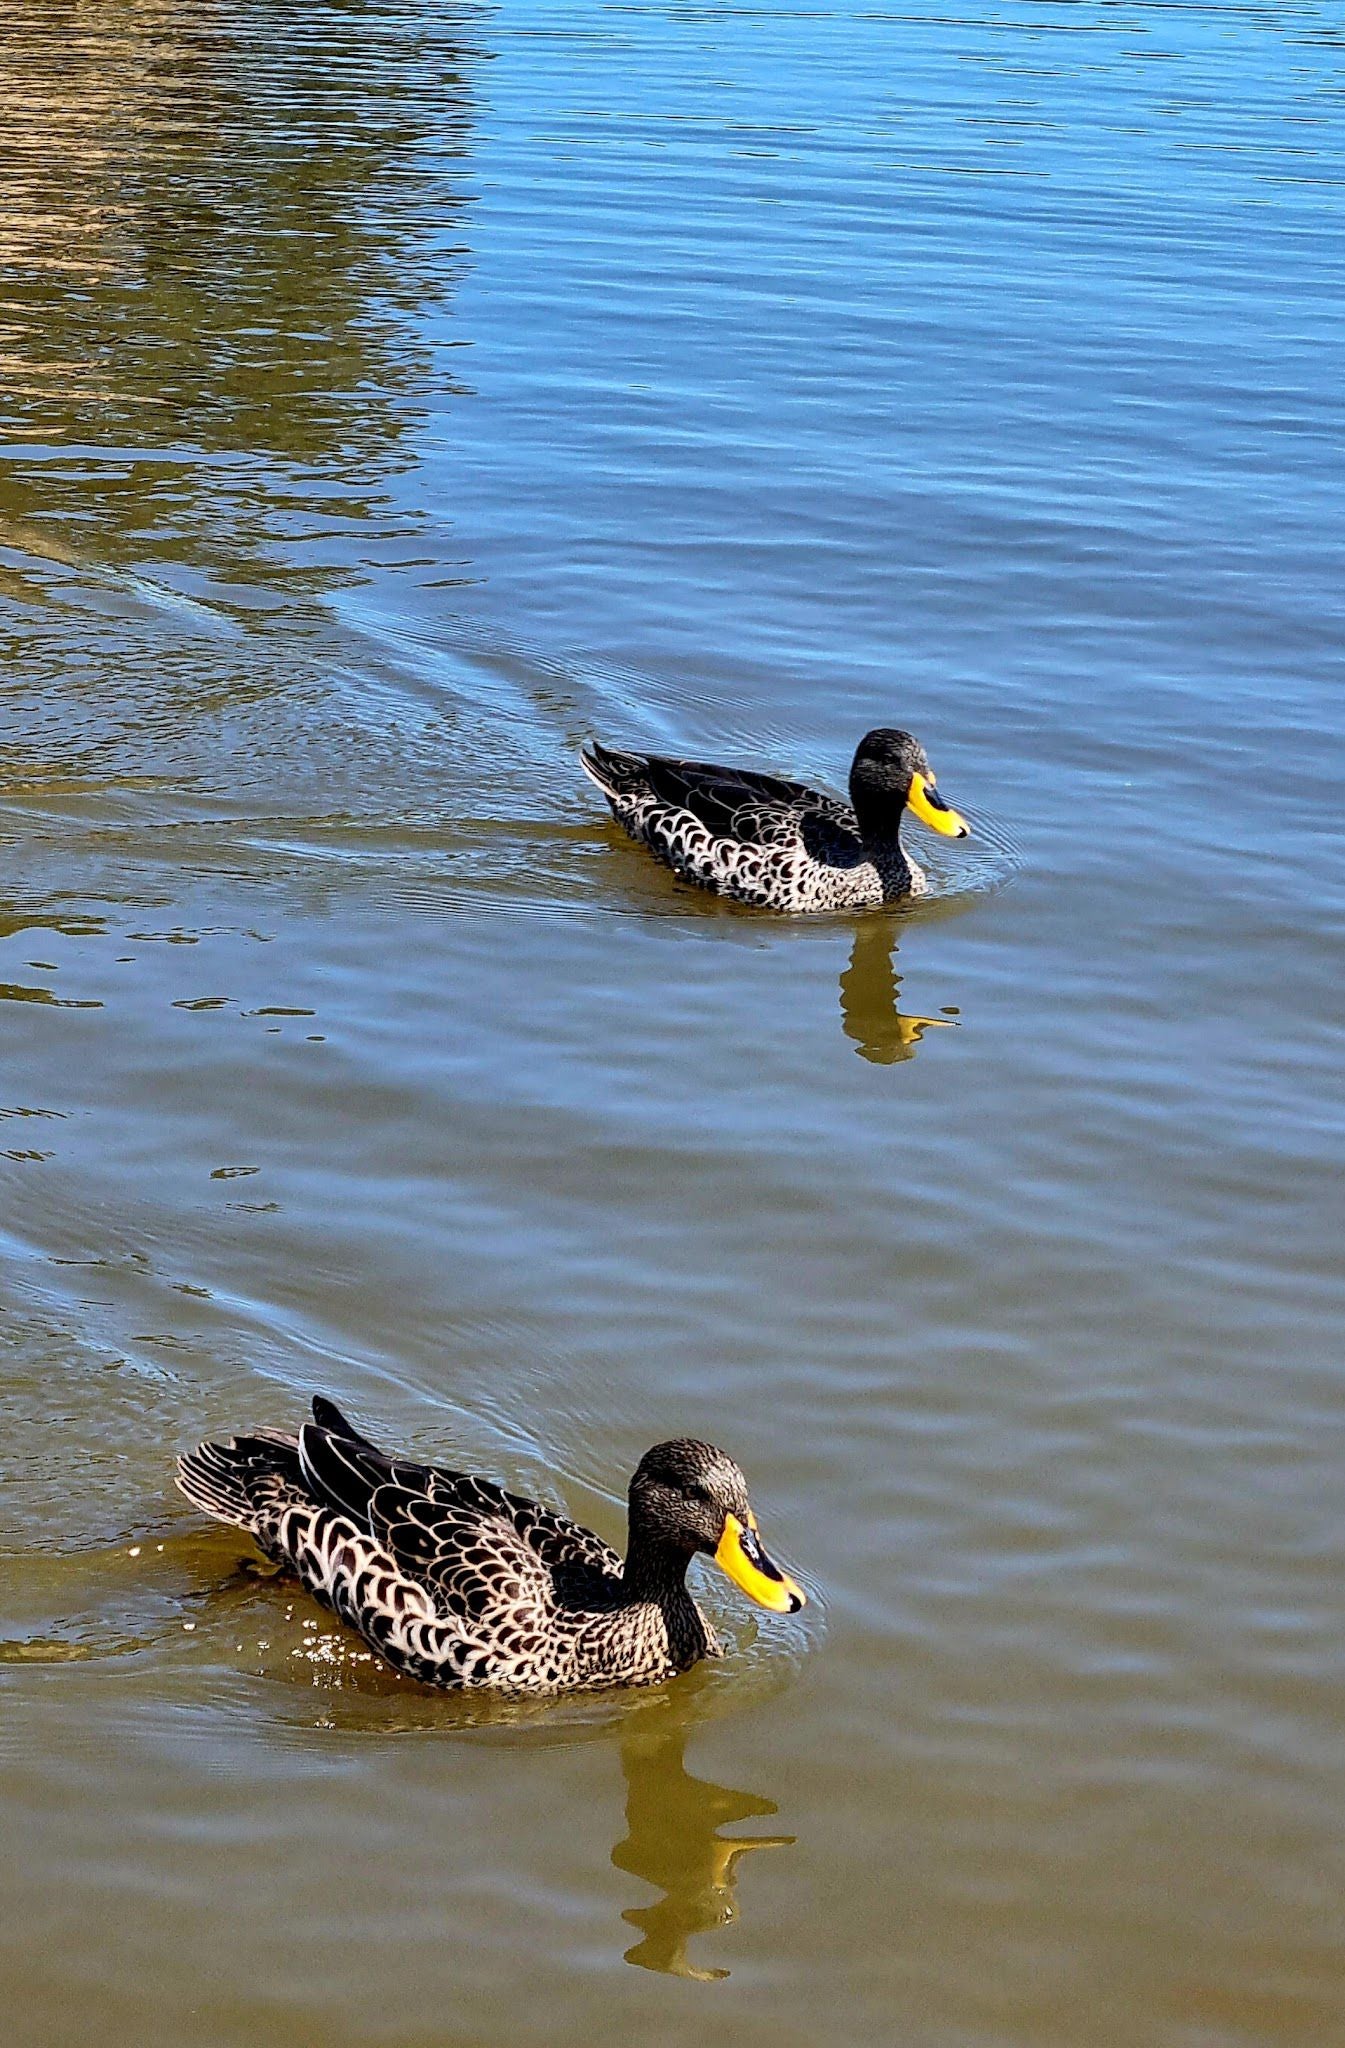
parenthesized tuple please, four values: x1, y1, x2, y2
(310, 1395, 382, 1449)
(643, 755, 846, 842)
(299, 1423, 623, 1585)
(297, 1423, 385, 1527)
(368, 1483, 556, 1624)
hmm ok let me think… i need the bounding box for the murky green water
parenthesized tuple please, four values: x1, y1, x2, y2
(2, 3, 1343, 2042)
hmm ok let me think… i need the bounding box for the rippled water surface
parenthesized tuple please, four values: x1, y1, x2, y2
(2, 3, 1343, 2043)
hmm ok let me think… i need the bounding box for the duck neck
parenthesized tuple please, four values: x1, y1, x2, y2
(851, 787, 911, 891)
(850, 781, 907, 856)
(621, 1526, 695, 1606)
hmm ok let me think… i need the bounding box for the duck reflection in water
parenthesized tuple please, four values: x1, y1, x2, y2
(612, 1725, 794, 1981)
(838, 914, 958, 1065)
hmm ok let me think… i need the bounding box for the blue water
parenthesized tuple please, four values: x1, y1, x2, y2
(1, 4, 1343, 2043)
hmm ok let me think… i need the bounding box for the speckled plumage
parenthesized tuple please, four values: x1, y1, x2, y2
(580, 731, 962, 912)
(177, 1399, 798, 1695)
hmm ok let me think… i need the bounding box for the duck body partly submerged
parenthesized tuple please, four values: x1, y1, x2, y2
(178, 1398, 803, 1695)
(581, 727, 969, 913)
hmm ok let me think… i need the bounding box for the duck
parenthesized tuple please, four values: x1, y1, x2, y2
(176, 1396, 804, 1694)
(581, 727, 969, 912)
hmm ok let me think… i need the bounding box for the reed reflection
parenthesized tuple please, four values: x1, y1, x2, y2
(0, 0, 479, 595)
(838, 915, 958, 1065)
(612, 1725, 794, 1982)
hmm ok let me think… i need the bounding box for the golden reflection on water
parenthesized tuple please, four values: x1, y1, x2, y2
(149, 1531, 794, 1984)
(612, 1725, 794, 1982)
(6, 1520, 797, 1985)
(838, 915, 958, 1065)
(0, 0, 477, 612)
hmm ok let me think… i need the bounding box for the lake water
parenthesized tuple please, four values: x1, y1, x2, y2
(1, 3, 1343, 2043)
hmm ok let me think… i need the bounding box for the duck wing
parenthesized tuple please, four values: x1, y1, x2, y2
(641, 755, 853, 845)
(310, 1393, 382, 1450)
(364, 1482, 558, 1625)
(297, 1423, 623, 1593)
(584, 742, 853, 842)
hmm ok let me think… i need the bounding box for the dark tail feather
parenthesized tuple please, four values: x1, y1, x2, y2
(580, 740, 650, 799)
(310, 1395, 381, 1451)
(176, 1432, 303, 1530)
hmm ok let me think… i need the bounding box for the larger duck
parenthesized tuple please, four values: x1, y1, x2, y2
(581, 726, 969, 912)
(177, 1397, 804, 1694)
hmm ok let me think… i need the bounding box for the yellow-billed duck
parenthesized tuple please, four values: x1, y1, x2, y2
(581, 726, 969, 911)
(177, 1396, 804, 1694)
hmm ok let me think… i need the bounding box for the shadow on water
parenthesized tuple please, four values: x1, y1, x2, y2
(837, 912, 959, 1066)
(613, 1722, 794, 1982)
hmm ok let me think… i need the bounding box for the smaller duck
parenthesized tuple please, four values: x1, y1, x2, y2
(177, 1397, 804, 1695)
(581, 727, 969, 912)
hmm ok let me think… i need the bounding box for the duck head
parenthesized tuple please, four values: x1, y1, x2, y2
(628, 1440, 806, 1614)
(849, 728, 969, 842)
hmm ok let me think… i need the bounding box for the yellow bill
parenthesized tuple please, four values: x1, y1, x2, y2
(714, 1511, 805, 1614)
(907, 771, 970, 839)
